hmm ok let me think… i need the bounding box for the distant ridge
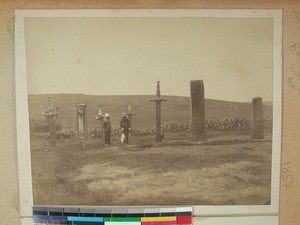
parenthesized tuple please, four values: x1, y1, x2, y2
(28, 94, 273, 129)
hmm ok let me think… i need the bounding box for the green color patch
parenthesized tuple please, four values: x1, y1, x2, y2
(104, 217, 141, 222)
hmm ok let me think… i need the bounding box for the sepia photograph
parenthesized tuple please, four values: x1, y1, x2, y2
(15, 9, 281, 211)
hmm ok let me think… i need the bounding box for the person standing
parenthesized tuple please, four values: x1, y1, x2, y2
(120, 113, 131, 144)
(103, 113, 112, 146)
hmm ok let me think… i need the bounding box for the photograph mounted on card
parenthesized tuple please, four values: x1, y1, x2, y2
(15, 9, 282, 218)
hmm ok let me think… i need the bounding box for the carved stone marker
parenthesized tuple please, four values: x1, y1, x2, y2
(252, 97, 264, 139)
(150, 81, 168, 143)
(77, 104, 87, 138)
(43, 96, 59, 146)
(127, 103, 135, 129)
(190, 80, 205, 141)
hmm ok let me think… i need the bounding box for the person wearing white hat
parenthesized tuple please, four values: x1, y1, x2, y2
(103, 113, 111, 146)
(120, 113, 131, 144)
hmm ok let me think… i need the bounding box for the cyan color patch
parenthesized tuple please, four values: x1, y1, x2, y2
(67, 216, 104, 222)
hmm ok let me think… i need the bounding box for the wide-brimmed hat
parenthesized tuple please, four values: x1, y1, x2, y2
(104, 113, 110, 118)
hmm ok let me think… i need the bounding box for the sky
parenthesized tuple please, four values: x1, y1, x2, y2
(24, 17, 274, 102)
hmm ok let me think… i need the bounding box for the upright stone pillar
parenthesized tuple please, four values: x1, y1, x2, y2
(150, 81, 168, 143)
(252, 97, 264, 139)
(48, 116, 56, 146)
(127, 103, 135, 129)
(190, 80, 205, 141)
(77, 104, 87, 138)
(43, 96, 59, 146)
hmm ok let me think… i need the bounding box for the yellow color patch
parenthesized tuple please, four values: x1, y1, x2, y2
(141, 216, 177, 222)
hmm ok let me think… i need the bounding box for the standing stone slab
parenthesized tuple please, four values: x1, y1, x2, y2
(77, 104, 87, 138)
(252, 97, 264, 139)
(48, 116, 56, 146)
(127, 103, 135, 129)
(190, 80, 205, 141)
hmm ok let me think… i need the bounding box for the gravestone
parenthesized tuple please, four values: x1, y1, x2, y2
(77, 104, 87, 138)
(43, 96, 60, 146)
(190, 80, 205, 141)
(252, 97, 264, 139)
(127, 103, 135, 129)
(150, 81, 168, 143)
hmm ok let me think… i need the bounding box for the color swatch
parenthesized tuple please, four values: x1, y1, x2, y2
(32, 206, 192, 225)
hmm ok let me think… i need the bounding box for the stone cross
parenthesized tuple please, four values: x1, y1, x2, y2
(190, 80, 205, 141)
(252, 97, 264, 139)
(43, 96, 60, 146)
(150, 81, 168, 143)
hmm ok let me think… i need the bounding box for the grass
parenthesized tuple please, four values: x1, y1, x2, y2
(28, 94, 273, 205)
(30, 132, 272, 206)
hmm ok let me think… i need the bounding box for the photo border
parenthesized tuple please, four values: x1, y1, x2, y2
(193, 216, 279, 225)
(15, 9, 282, 223)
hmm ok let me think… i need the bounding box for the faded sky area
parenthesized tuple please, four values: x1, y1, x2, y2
(24, 17, 274, 102)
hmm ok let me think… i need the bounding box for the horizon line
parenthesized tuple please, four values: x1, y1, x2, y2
(27, 93, 273, 103)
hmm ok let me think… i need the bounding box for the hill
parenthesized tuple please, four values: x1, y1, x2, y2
(28, 94, 272, 130)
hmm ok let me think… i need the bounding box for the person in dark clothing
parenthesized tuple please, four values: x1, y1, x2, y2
(103, 113, 111, 146)
(120, 113, 131, 144)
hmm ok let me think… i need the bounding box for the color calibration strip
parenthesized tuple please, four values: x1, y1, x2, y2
(32, 206, 192, 225)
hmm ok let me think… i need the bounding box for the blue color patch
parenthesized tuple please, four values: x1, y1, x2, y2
(32, 215, 67, 221)
(67, 216, 104, 222)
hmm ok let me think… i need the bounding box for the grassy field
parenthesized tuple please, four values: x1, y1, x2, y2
(31, 132, 272, 206)
(29, 94, 272, 205)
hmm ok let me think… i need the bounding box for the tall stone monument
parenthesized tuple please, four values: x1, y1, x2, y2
(77, 104, 87, 138)
(252, 97, 264, 139)
(190, 80, 205, 141)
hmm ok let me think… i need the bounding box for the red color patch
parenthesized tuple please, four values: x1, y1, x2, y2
(177, 216, 192, 224)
